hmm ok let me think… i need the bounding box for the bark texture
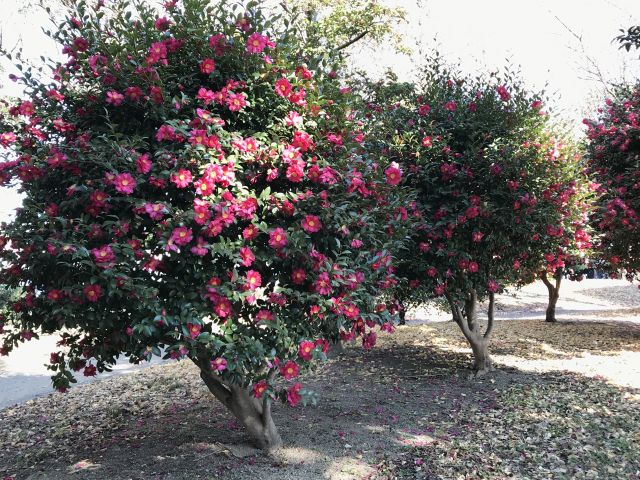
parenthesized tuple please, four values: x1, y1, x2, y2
(446, 289, 495, 374)
(193, 357, 283, 451)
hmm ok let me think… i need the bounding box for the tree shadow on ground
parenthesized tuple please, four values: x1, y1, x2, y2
(416, 319, 640, 360)
(2, 329, 639, 480)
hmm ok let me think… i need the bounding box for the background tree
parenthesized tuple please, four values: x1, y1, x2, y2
(360, 58, 592, 371)
(0, 0, 405, 450)
(585, 81, 640, 283)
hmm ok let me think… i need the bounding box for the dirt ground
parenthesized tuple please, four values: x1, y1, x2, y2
(1, 282, 640, 480)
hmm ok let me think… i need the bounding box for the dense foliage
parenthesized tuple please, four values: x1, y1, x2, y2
(585, 82, 640, 282)
(0, 0, 406, 449)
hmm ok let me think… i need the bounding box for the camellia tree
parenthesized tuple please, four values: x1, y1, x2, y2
(0, 0, 406, 450)
(585, 82, 640, 283)
(361, 60, 593, 371)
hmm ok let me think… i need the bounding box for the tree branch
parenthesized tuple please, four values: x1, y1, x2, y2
(335, 30, 369, 51)
(484, 292, 495, 339)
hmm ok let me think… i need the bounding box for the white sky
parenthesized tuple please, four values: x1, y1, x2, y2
(0, 0, 639, 221)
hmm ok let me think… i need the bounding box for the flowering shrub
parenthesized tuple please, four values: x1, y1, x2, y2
(361, 60, 592, 371)
(0, 0, 402, 450)
(585, 82, 640, 282)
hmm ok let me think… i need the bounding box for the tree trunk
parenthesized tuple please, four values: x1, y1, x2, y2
(193, 357, 283, 451)
(398, 300, 406, 325)
(446, 290, 495, 375)
(540, 271, 562, 323)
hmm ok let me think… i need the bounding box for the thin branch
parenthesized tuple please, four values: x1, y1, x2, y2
(484, 292, 495, 339)
(261, 369, 276, 426)
(335, 30, 369, 51)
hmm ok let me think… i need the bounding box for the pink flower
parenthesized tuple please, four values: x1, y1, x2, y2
(244, 270, 262, 291)
(155, 16, 172, 31)
(351, 239, 363, 248)
(92, 245, 115, 265)
(114, 173, 136, 195)
(287, 382, 302, 406)
(170, 227, 193, 246)
(83, 284, 102, 302)
(213, 297, 232, 318)
(280, 360, 299, 380)
(468, 261, 479, 273)
(314, 272, 332, 295)
(211, 357, 227, 372)
(268, 228, 288, 249)
(246, 32, 268, 54)
(298, 340, 315, 361)
(301, 215, 322, 233)
(385, 162, 402, 186)
(190, 237, 208, 256)
(144, 202, 165, 220)
(472, 231, 484, 242)
(243, 224, 258, 241)
(199, 58, 216, 74)
(255, 309, 274, 322)
(136, 153, 153, 174)
(0, 132, 16, 147)
(226, 92, 247, 112)
(239, 247, 255, 267)
(187, 322, 201, 339)
(422, 136, 432, 147)
(171, 169, 192, 188)
(444, 101, 457, 112)
(275, 77, 292, 97)
(106, 90, 124, 106)
(487, 279, 499, 293)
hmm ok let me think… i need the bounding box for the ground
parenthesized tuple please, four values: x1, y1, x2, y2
(1, 280, 639, 480)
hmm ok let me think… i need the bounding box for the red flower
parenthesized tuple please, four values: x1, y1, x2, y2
(246, 32, 269, 54)
(187, 322, 201, 339)
(239, 247, 255, 267)
(252, 380, 268, 398)
(298, 340, 315, 361)
(106, 90, 124, 106)
(314, 272, 332, 295)
(280, 360, 299, 380)
(47, 289, 63, 302)
(83, 284, 102, 302)
(199, 58, 216, 74)
(91, 245, 115, 265)
(286, 382, 302, 406)
(83, 364, 97, 377)
(170, 227, 193, 246)
(291, 268, 306, 285)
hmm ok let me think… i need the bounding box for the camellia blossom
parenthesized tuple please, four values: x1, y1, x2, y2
(268, 228, 287, 249)
(83, 284, 102, 302)
(314, 272, 332, 295)
(291, 268, 306, 285)
(211, 357, 227, 372)
(280, 360, 299, 380)
(92, 245, 115, 265)
(246, 32, 268, 54)
(171, 169, 192, 188)
(187, 322, 202, 339)
(298, 340, 315, 361)
(252, 380, 268, 398)
(244, 270, 262, 291)
(239, 246, 255, 267)
(199, 58, 215, 74)
(487, 279, 500, 293)
(114, 173, 136, 195)
(385, 162, 402, 186)
(301, 215, 322, 233)
(170, 227, 193, 246)
(286, 382, 301, 406)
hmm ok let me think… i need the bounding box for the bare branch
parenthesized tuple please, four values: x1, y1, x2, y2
(336, 30, 369, 51)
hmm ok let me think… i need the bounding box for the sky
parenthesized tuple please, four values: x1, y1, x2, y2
(0, 0, 639, 221)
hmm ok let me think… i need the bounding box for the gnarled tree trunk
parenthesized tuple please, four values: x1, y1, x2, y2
(446, 289, 495, 374)
(540, 271, 562, 323)
(193, 356, 283, 451)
